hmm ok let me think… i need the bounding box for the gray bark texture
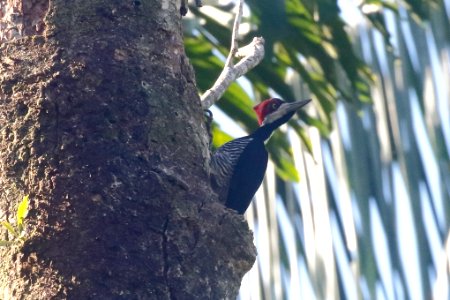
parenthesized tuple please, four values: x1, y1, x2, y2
(0, 0, 256, 299)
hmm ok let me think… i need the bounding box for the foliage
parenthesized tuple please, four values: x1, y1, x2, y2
(185, 0, 427, 180)
(0, 195, 29, 247)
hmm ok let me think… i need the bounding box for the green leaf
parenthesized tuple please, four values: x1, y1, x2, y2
(302, 115, 331, 136)
(274, 151, 300, 182)
(249, 60, 296, 101)
(17, 195, 29, 228)
(290, 121, 313, 156)
(1, 221, 18, 237)
(267, 133, 300, 182)
(211, 124, 234, 149)
(216, 82, 258, 131)
(0, 240, 12, 247)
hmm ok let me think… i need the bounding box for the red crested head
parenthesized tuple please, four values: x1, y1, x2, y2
(253, 98, 284, 125)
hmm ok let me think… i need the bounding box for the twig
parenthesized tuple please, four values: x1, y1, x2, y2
(201, 0, 265, 110)
(224, 0, 244, 68)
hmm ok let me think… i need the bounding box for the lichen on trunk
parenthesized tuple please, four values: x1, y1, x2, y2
(0, 0, 256, 298)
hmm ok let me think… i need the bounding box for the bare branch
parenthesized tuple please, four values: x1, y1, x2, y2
(201, 0, 265, 110)
(224, 0, 244, 68)
(201, 37, 265, 109)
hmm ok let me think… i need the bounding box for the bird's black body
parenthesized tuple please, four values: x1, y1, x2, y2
(211, 99, 310, 214)
(212, 135, 268, 214)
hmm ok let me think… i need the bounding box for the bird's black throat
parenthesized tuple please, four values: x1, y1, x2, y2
(251, 110, 296, 141)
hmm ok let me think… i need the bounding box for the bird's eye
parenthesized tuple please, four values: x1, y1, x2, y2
(272, 103, 278, 109)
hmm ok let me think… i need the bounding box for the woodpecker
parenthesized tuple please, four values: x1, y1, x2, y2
(211, 98, 311, 214)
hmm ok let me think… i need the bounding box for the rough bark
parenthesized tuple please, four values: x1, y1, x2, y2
(0, 0, 256, 299)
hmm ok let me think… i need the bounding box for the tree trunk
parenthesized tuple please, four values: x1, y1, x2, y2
(0, 0, 256, 299)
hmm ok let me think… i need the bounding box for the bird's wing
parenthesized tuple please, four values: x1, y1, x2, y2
(225, 140, 268, 214)
(210, 137, 253, 202)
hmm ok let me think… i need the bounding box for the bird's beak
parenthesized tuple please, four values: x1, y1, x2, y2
(282, 99, 312, 113)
